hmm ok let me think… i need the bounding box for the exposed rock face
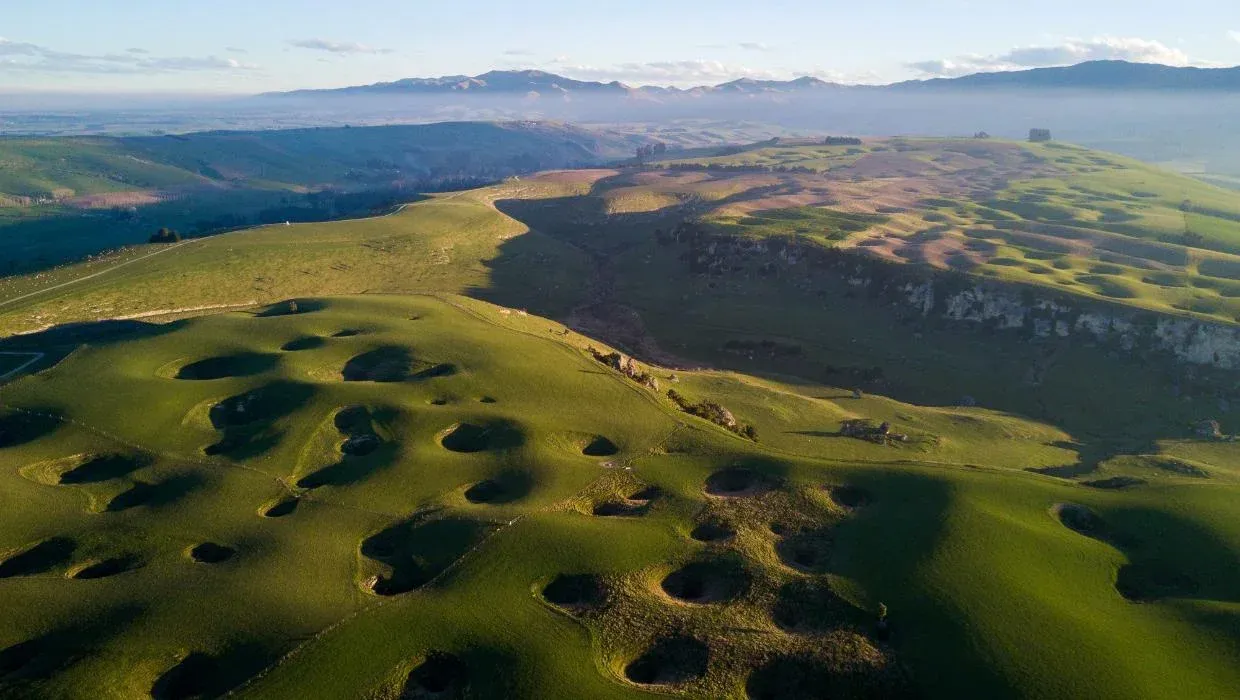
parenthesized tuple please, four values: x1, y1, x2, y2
(667, 225, 1240, 371)
(898, 280, 1240, 369)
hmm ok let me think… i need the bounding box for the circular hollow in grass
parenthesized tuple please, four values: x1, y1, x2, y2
(70, 556, 139, 580)
(660, 558, 749, 604)
(332, 329, 363, 338)
(440, 421, 522, 454)
(690, 521, 735, 543)
(826, 484, 872, 509)
(478, 396, 497, 404)
(704, 467, 771, 498)
(175, 353, 278, 380)
(772, 579, 849, 633)
(542, 573, 606, 610)
(775, 528, 833, 573)
(464, 471, 534, 505)
(281, 336, 325, 352)
(1051, 502, 1108, 541)
(340, 434, 381, 457)
(261, 498, 298, 518)
(341, 346, 416, 382)
(404, 651, 467, 696)
(582, 436, 619, 457)
(593, 501, 646, 517)
(0, 536, 77, 578)
(188, 542, 235, 564)
(1115, 563, 1199, 602)
(746, 655, 835, 700)
(151, 652, 219, 700)
(624, 635, 709, 686)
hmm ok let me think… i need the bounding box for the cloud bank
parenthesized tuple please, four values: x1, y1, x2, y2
(289, 39, 392, 55)
(0, 38, 256, 74)
(909, 36, 1206, 77)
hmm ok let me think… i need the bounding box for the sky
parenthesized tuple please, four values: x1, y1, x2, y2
(2, 0, 1240, 93)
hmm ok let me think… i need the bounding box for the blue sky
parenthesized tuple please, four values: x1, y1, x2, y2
(3, 0, 1239, 93)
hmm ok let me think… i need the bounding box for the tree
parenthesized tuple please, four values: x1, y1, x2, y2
(1028, 128, 1052, 143)
(149, 227, 181, 244)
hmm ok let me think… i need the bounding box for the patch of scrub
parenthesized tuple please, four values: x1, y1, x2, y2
(0, 537, 76, 578)
(624, 635, 709, 686)
(660, 557, 750, 604)
(173, 353, 278, 380)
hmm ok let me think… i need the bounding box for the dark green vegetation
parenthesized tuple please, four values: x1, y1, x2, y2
(3, 138, 1240, 697)
(0, 121, 635, 272)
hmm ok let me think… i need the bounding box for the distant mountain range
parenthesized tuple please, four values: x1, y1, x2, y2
(268, 61, 1240, 99)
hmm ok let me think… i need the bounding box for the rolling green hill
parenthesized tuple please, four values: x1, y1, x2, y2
(3, 138, 1240, 698)
(0, 122, 638, 273)
(1, 295, 1238, 699)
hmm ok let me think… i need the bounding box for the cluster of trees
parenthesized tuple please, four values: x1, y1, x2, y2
(634, 142, 669, 160)
(667, 389, 758, 442)
(1029, 128, 1053, 143)
(148, 227, 181, 243)
(824, 136, 863, 146)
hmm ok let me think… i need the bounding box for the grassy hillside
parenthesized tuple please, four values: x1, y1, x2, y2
(0, 122, 637, 272)
(3, 139, 1240, 697)
(1, 295, 1238, 699)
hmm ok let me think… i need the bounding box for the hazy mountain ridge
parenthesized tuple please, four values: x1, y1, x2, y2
(269, 61, 1240, 98)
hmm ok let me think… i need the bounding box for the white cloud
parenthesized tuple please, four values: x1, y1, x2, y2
(909, 36, 1208, 78)
(738, 42, 772, 52)
(503, 48, 534, 57)
(288, 38, 392, 55)
(226, 46, 248, 54)
(0, 37, 257, 74)
(1229, 30, 1240, 44)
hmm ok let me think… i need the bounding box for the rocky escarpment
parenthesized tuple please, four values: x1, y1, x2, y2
(663, 221, 1240, 370)
(898, 279, 1240, 369)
